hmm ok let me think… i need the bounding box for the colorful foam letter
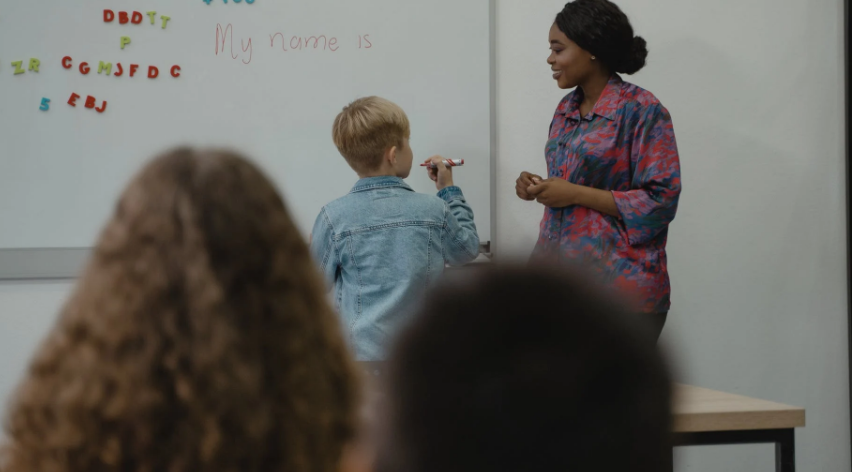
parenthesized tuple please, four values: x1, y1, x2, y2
(120, 36, 131, 50)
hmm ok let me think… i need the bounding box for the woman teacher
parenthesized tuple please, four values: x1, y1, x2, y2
(516, 0, 681, 339)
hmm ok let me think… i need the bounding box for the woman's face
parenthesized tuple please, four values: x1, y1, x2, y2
(547, 23, 594, 89)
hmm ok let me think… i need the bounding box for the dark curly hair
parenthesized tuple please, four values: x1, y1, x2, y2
(0, 148, 361, 472)
(555, 0, 648, 74)
(378, 264, 672, 472)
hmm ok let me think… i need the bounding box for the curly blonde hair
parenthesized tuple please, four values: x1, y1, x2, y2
(0, 148, 361, 472)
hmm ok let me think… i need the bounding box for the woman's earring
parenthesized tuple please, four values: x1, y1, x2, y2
(591, 55, 596, 60)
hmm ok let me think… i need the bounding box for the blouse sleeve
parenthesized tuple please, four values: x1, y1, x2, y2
(611, 104, 682, 246)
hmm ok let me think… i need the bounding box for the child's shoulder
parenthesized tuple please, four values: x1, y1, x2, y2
(321, 188, 447, 220)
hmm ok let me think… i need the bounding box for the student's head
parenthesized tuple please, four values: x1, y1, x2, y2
(333, 96, 413, 178)
(549, 0, 648, 89)
(379, 265, 672, 472)
(0, 148, 362, 472)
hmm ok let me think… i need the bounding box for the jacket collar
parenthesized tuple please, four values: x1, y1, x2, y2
(350, 175, 414, 194)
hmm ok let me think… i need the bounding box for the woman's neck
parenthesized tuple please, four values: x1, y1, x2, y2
(578, 72, 611, 113)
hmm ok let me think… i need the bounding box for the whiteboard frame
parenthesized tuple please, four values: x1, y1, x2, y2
(0, 0, 497, 280)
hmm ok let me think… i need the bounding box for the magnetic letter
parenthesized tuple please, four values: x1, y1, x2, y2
(131, 11, 143, 24)
(119, 11, 129, 24)
(129, 64, 139, 77)
(120, 36, 131, 50)
(95, 101, 107, 113)
(114, 63, 124, 77)
(161, 15, 171, 29)
(85, 96, 96, 109)
(12, 61, 24, 75)
(170, 65, 181, 77)
(62, 56, 72, 69)
(148, 66, 159, 79)
(104, 9, 115, 22)
(147, 11, 157, 24)
(98, 62, 112, 75)
(79, 62, 90, 75)
(28, 58, 40, 72)
(39, 98, 51, 111)
(68, 93, 80, 107)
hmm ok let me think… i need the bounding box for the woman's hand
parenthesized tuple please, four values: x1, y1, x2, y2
(515, 171, 543, 201)
(527, 178, 621, 216)
(526, 178, 578, 208)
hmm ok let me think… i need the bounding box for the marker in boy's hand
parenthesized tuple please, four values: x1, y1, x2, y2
(420, 159, 464, 168)
(425, 155, 454, 190)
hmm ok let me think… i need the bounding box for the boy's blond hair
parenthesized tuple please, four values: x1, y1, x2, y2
(333, 96, 411, 174)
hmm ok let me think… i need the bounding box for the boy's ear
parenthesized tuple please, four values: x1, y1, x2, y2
(385, 145, 398, 165)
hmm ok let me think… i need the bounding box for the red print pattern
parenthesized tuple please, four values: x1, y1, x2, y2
(533, 75, 682, 313)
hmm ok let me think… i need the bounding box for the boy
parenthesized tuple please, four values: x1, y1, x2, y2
(310, 96, 480, 360)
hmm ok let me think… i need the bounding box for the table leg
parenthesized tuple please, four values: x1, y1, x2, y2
(775, 428, 795, 472)
(673, 428, 796, 472)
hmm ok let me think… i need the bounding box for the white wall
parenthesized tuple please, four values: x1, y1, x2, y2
(0, 281, 71, 416)
(0, 0, 848, 470)
(494, 0, 849, 470)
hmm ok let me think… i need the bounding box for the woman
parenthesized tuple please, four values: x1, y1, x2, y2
(516, 0, 681, 339)
(0, 149, 364, 472)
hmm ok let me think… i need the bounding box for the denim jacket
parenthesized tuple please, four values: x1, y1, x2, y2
(310, 176, 479, 360)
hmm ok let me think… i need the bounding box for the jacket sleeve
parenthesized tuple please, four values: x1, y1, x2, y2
(309, 207, 339, 290)
(438, 186, 480, 266)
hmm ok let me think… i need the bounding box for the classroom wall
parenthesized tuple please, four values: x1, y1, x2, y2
(0, 1, 848, 470)
(493, 0, 850, 470)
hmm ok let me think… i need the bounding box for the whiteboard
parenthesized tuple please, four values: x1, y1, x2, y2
(0, 0, 494, 277)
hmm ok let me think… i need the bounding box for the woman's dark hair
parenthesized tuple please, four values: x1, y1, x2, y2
(377, 264, 672, 472)
(556, 0, 648, 74)
(0, 148, 361, 472)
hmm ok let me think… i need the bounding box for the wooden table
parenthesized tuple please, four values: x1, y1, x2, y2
(672, 385, 806, 472)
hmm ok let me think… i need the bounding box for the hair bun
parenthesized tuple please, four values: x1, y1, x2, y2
(619, 36, 648, 75)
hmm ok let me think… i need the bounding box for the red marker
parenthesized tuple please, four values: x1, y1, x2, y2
(420, 159, 464, 168)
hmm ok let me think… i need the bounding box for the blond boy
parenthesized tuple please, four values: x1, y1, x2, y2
(310, 97, 479, 360)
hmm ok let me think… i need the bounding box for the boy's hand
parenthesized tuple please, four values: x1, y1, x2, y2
(426, 155, 454, 190)
(516, 171, 542, 201)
